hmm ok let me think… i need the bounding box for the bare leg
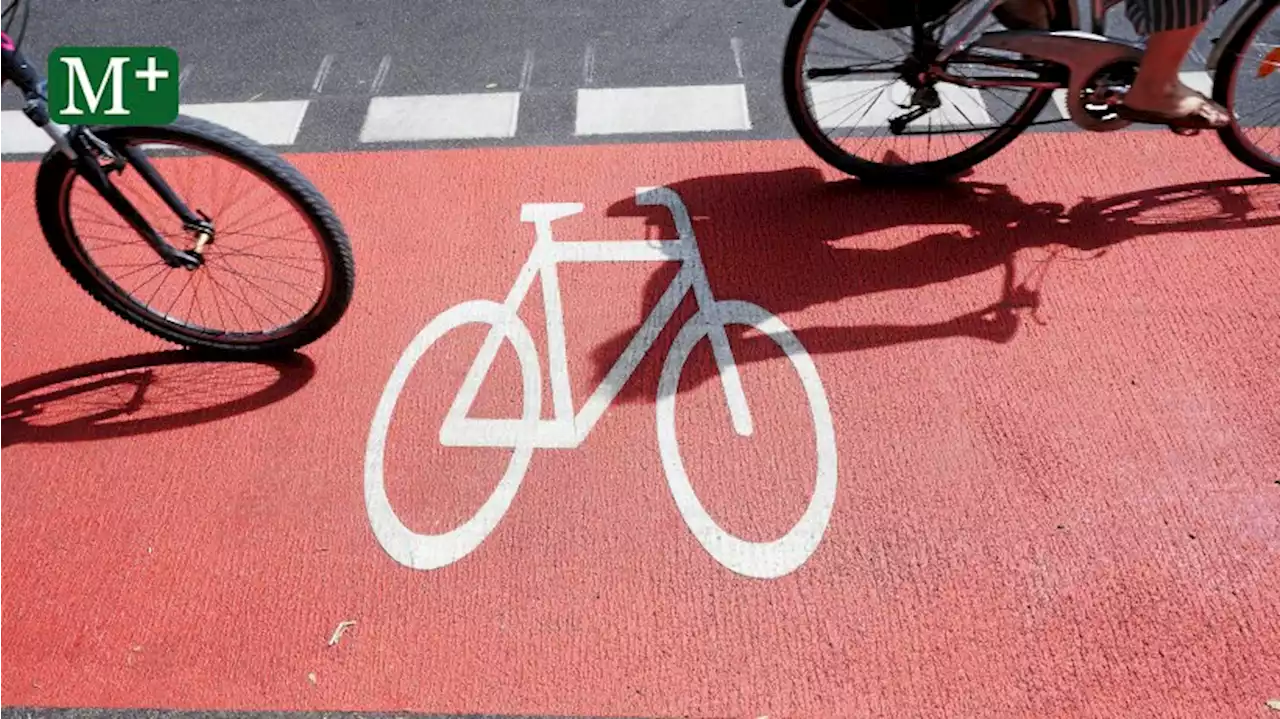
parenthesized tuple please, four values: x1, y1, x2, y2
(1121, 3, 1231, 127)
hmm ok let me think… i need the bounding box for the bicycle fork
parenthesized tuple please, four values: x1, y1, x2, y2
(3, 33, 211, 270)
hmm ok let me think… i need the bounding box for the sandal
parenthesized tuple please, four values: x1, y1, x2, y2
(1115, 93, 1232, 135)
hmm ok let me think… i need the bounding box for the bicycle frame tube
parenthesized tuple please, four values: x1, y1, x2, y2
(935, 0, 1009, 63)
(936, 0, 1125, 64)
(445, 188, 753, 449)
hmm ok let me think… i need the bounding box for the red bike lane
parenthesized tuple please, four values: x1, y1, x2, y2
(2, 131, 1278, 718)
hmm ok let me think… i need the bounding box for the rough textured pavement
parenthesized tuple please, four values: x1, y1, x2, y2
(2, 125, 1279, 718)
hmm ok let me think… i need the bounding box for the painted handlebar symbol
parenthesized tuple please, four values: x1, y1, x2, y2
(363, 186, 838, 579)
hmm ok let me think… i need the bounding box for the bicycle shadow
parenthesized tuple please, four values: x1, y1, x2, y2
(590, 170, 1278, 403)
(1, 349, 316, 446)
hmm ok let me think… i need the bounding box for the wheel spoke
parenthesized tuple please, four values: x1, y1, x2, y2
(1220, 2, 1280, 175)
(54, 122, 350, 350)
(785, 0, 1054, 180)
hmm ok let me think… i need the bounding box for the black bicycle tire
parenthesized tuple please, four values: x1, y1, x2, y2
(1213, 0, 1280, 178)
(34, 114, 356, 356)
(782, 0, 1059, 183)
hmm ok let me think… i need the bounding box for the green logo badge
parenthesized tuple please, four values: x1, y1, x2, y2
(48, 46, 179, 125)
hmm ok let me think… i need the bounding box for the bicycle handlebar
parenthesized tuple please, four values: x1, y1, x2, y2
(635, 186, 696, 241)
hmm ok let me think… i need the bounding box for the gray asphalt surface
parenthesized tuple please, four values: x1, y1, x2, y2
(3, 0, 800, 149)
(2, 0, 1238, 153)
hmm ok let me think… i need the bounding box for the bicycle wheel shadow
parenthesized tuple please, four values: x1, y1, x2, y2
(591, 168, 1278, 403)
(1, 349, 316, 447)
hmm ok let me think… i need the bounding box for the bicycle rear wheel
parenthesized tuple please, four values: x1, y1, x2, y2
(782, 0, 1063, 182)
(35, 114, 355, 355)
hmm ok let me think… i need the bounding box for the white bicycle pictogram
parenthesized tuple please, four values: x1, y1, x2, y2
(364, 186, 838, 579)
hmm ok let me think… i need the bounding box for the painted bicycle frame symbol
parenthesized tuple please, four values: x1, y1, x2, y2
(365, 186, 837, 579)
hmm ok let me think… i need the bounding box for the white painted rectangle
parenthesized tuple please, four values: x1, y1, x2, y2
(806, 80, 993, 129)
(2, 111, 55, 154)
(1051, 89, 1070, 122)
(1178, 70, 1213, 96)
(179, 100, 309, 145)
(359, 92, 521, 142)
(3, 100, 308, 156)
(574, 84, 752, 135)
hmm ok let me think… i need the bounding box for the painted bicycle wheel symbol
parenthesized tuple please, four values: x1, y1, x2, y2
(364, 186, 837, 579)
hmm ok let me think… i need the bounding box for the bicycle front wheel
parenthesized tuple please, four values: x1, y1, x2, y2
(34, 114, 355, 355)
(1213, 0, 1280, 177)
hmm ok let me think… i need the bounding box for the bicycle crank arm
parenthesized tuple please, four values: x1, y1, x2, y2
(72, 153, 202, 270)
(972, 30, 1145, 131)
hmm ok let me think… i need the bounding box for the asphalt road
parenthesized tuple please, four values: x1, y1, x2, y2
(4, 0, 803, 149)
(2, 0, 1243, 152)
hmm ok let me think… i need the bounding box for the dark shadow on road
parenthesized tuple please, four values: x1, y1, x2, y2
(591, 170, 1278, 403)
(1, 350, 316, 446)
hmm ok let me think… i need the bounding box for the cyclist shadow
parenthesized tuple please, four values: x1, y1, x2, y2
(1, 350, 316, 447)
(590, 168, 1278, 403)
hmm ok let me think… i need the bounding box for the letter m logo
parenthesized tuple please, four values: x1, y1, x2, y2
(48, 47, 179, 125)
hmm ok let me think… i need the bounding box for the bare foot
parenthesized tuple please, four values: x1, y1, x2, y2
(1122, 81, 1231, 129)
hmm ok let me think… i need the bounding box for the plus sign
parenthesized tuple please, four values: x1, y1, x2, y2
(134, 55, 169, 93)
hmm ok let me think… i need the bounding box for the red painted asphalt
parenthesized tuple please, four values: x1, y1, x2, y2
(2, 132, 1278, 718)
